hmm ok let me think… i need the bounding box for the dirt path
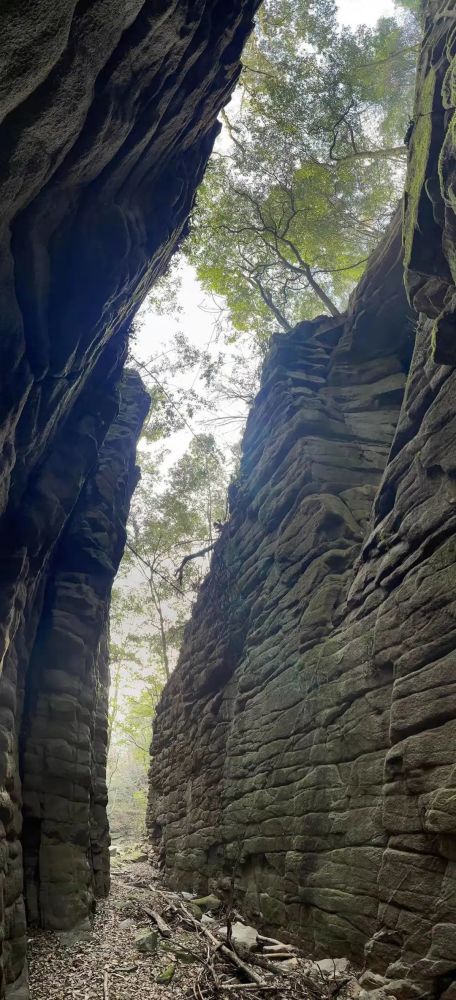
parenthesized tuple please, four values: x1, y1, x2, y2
(28, 856, 194, 1000)
(27, 853, 357, 1000)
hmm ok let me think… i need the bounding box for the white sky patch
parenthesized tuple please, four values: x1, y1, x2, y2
(338, 0, 395, 26)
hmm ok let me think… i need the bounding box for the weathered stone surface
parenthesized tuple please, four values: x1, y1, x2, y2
(20, 371, 148, 933)
(219, 921, 258, 955)
(403, 0, 456, 366)
(148, 5, 456, 992)
(0, 1, 258, 995)
(0, 0, 258, 520)
(0, 370, 148, 992)
(135, 928, 159, 954)
(148, 207, 414, 967)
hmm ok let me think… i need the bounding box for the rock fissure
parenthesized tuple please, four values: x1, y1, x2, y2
(3, 0, 456, 998)
(0, 1, 259, 995)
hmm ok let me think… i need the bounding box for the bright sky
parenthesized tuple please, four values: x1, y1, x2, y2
(134, 0, 401, 465)
(339, 0, 395, 25)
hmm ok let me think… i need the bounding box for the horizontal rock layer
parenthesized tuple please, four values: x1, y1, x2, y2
(149, 4, 456, 994)
(20, 371, 148, 936)
(0, 1, 258, 995)
(149, 210, 416, 972)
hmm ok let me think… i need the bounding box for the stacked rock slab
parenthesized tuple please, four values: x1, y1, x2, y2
(20, 372, 148, 939)
(0, 369, 148, 998)
(0, 1, 258, 996)
(149, 4, 456, 994)
(149, 211, 415, 971)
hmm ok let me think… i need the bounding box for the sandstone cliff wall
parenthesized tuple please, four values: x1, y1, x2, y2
(149, 4, 456, 996)
(0, 1, 258, 995)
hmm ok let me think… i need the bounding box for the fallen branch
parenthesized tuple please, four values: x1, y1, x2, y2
(178, 902, 266, 988)
(262, 951, 296, 960)
(142, 905, 172, 938)
(218, 945, 266, 988)
(103, 969, 109, 1000)
(249, 954, 323, 998)
(258, 935, 294, 948)
(218, 986, 277, 992)
(248, 954, 289, 978)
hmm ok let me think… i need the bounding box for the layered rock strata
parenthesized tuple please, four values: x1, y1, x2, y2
(0, 1, 258, 995)
(20, 372, 148, 938)
(149, 4, 456, 993)
(0, 369, 148, 998)
(149, 210, 416, 972)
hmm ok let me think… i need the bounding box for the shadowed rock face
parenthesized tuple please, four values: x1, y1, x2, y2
(0, 1, 258, 995)
(0, 0, 258, 511)
(0, 371, 149, 999)
(149, 208, 416, 978)
(149, 4, 456, 995)
(403, 0, 456, 368)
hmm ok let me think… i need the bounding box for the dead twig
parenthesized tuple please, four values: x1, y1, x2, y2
(249, 954, 323, 999)
(103, 969, 109, 1000)
(257, 935, 294, 949)
(261, 951, 296, 960)
(142, 905, 172, 938)
(178, 902, 267, 988)
(218, 986, 277, 991)
(248, 955, 289, 978)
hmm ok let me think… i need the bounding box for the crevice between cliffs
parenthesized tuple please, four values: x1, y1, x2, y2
(1, 1, 456, 999)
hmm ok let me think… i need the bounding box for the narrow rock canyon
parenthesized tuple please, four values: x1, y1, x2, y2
(2, 1, 456, 999)
(0, 1, 258, 995)
(149, 5, 456, 998)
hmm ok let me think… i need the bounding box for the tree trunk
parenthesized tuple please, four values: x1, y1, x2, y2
(331, 145, 406, 162)
(303, 266, 341, 317)
(250, 276, 292, 332)
(107, 660, 121, 752)
(149, 575, 170, 680)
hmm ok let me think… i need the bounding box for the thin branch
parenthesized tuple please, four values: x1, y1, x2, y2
(221, 108, 245, 155)
(123, 733, 149, 754)
(329, 144, 406, 162)
(178, 902, 266, 988)
(313, 256, 370, 275)
(355, 44, 419, 69)
(130, 354, 197, 438)
(126, 541, 184, 597)
(175, 543, 216, 586)
(242, 62, 277, 79)
(231, 183, 341, 317)
(329, 99, 357, 159)
(247, 274, 292, 331)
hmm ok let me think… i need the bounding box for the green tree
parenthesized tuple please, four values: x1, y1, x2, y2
(185, 0, 420, 344)
(128, 329, 221, 442)
(107, 434, 229, 838)
(124, 432, 228, 678)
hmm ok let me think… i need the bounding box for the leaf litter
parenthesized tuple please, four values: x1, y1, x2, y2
(28, 850, 363, 1000)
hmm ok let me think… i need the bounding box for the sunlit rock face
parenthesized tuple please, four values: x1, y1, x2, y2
(149, 5, 456, 991)
(0, 1, 258, 995)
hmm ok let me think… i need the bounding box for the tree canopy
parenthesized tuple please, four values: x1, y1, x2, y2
(185, 0, 420, 343)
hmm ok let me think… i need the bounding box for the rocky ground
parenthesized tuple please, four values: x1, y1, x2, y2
(27, 850, 366, 1000)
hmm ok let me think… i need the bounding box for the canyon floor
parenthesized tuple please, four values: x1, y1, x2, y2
(27, 852, 360, 1000)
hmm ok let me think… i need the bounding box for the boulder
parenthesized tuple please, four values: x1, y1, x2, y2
(135, 930, 159, 955)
